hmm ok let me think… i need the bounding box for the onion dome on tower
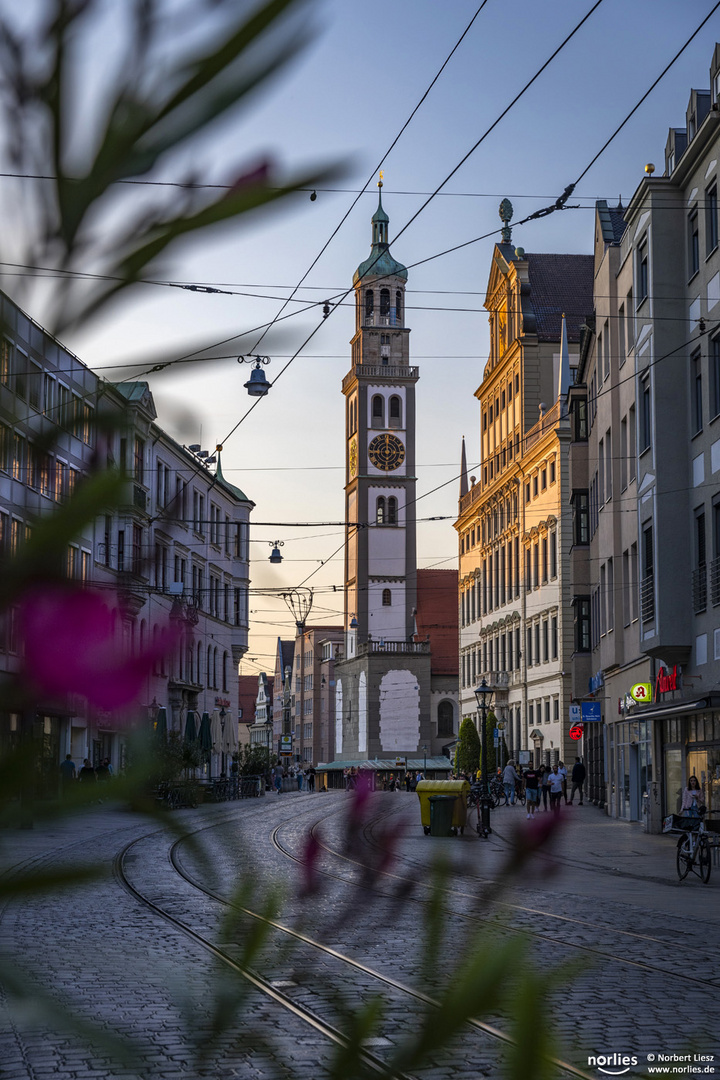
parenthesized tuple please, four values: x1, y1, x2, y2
(353, 176, 408, 284)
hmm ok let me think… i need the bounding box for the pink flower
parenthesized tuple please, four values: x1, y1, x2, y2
(18, 585, 175, 711)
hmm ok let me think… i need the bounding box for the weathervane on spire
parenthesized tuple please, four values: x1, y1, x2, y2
(378, 170, 384, 188)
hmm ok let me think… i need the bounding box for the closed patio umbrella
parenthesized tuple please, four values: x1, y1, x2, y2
(210, 709, 223, 753)
(183, 709, 198, 744)
(198, 711, 213, 756)
(154, 706, 167, 739)
(222, 712, 238, 756)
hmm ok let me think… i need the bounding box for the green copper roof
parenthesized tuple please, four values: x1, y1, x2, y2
(214, 449, 253, 505)
(353, 186, 407, 283)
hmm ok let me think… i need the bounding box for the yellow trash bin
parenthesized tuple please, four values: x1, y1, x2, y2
(417, 779, 470, 835)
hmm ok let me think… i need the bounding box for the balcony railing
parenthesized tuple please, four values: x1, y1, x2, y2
(480, 671, 509, 689)
(692, 565, 707, 614)
(640, 573, 655, 624)
(711, 557, 720, 606)
(363, 313, 400, 328)
(523, 400, 565, 452)
(342, 365, 418, 392)
(357, 639, 430, 657)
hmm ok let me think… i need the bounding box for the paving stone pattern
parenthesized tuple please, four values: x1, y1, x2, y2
(0, 793, 718, 1079)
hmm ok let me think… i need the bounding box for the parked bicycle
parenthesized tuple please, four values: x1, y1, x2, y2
(664, 810, 712, 883)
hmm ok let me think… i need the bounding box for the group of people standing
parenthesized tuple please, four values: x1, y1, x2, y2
(59, 755, 113, 792)
(271, 762, 316, 793)
(498, 757, 587, 817)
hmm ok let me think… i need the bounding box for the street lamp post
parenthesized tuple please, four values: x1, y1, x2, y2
(422, 743, 428, 777)
(474, 679, 494, 838)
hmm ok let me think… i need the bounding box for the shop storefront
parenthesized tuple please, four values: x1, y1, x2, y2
(606, 717, 653, 821)
(661, 709, 720, 817)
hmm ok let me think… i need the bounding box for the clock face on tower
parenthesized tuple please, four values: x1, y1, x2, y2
(368, 433, 405, 472)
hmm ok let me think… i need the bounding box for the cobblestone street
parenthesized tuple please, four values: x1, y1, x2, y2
(0, 791, 718, 1080)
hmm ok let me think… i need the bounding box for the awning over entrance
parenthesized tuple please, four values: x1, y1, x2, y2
(625, 698, 709, 723)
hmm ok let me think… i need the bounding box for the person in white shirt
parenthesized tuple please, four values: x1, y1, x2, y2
(547, 767, 564, 814)
(557, 760, 569, 805)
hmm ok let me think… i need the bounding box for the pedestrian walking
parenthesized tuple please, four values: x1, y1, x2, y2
(78, 759, 96, 784)
(547, 766, 563, 814)
(306, 766, 316, 793)
(538, 765, 550, 811)
(502, 760, 520, 805)
(523, 764, 540, 818)
(557, 760, 569, 804)
(59, 754, 76, 793)
(273, 762, 284, 793)
(297, 769, 303, 792)
(404, 771, 412, 792)
(96, 758, 110, 782)
(569, 758, 586, 805)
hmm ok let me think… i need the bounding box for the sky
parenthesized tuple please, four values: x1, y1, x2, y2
(4, 0, 720, 676)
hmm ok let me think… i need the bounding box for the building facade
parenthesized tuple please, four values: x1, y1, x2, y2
(0, 289, 253, 784)
(455, 218, 593, 767)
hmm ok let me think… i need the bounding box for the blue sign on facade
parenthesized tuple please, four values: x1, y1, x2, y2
(581, 702, 602, 722)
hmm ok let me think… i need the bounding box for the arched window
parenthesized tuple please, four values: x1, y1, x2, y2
(207, 646, 213, 689)
(371, 394, 384, 427)
(437, 700, 454, 737)
(213, 647, 218, 689)
(389, 395, 401, 426)
(365, 289, 374, 319)
(387, 497, 397, 525)
(382, 588, 392, 606)
(222, 651, 228, 692)
(380, 288, 390, 316)
(376, 496, 386, 524)
(395, 290, 403, 324)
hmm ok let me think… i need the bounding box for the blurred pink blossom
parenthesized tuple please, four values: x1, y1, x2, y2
(18, 585, 175, 711)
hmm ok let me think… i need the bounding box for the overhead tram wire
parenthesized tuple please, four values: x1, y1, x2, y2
(244, 1, 490, 358)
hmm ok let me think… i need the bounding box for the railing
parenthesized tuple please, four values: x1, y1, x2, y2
(364, 313, 399, 328)
(342, 365, 418, 391)
(523, 400, 565, 451)
(357, 639, 431, 657)
(459, 483, 484, 514)
(481, 671, 509, 689)
(640, 574, 655, 624)
(692, 565, 707, 614)
(711, 556, 720, 606)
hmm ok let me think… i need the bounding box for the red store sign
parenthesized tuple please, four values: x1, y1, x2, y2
(655, 665, 679, 699)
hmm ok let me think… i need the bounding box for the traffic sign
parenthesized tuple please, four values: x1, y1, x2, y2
(581, 702, 602, 722)
(569, 723, 584, 741)
(569, 704, 581, 725)
(493, 727, 499, 738)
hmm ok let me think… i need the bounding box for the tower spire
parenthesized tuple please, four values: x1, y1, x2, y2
(556, 313, 571, 415)
(459, 436, 469, 498)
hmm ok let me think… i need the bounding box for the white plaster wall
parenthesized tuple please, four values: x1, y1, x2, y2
(368, 581, 407, 638)
(358, 671, 367, 752)
(368, 526, 406, 577)
(335, 679, 343, 756)
(379, 669, 420, 752)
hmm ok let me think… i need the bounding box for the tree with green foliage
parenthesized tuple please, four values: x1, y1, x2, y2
(456, 716, 481, 776)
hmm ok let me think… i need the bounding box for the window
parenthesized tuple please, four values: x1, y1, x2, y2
(572, 491, 589, 546)
(713, 337, 720, 418)
(389, 395, 401, 425)
(574, 598, 591, 652)
(382, 588, 391, 606)
(618, 304, 626, 367)
(605, 430, 612, 501)
(628, 406, 637, 481)
(689, 209, 700, 277)
(134, 437, 145, 484)
(637, 238, 648, 303)
(395, 290, 403, 324)
(0, 340, 9, 386)
(707, 184, 718, 253)
(371, 394, 384, 426)
(376, 496, 385, 524)
(380, 288, 390, 317)
(365, 289, 374, 318)
(641, 523, 655, 623)
(551, 615, 558, 659)
(532, 475, 538, 498)
(692, 350, 703, 434)
(550, 529, 557, 578)
(639, 373, 651, 453)
(574, 397, 588, 441)
(607, 557, 614, 631)
(621, 416, 628, 490)
(541, 468, 547, 491)
(387, 496, 397, 525)
(437, 700, 454, 737)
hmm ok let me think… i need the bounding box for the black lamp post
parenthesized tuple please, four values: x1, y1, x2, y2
(474, 679, 494, 837)
(422, 743, 428, 777)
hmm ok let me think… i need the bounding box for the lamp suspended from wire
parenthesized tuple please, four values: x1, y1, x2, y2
(238, 354, 272, 396)
(269, 540, 284, 564)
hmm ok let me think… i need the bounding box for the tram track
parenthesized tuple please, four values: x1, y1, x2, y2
(267, 800, 718, 988)
(101, 798, 597, 1080)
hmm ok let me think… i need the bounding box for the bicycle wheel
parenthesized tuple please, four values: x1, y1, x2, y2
(676, 835, 692, 880)
(518, 790, 526, 806)
(699, 837, 712, 883)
